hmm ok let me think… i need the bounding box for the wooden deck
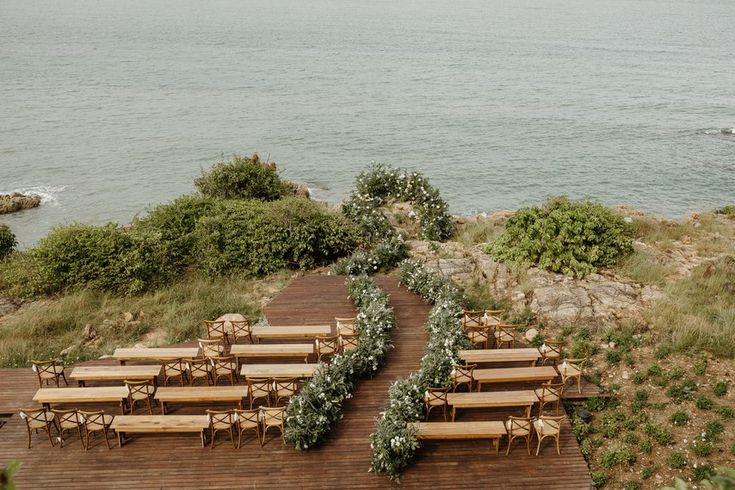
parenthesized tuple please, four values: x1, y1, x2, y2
(0, 274, 593, 489)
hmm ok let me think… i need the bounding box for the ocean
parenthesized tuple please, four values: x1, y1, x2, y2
(1, 0, 734, 246)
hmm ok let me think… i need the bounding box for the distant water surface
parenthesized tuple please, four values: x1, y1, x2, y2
(1, 0, 734, 246)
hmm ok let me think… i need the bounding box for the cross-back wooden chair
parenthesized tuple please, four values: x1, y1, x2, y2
(198, 338, 225, 359)
(535, 382, 565, 415)
(204, 320, 230, 347)
(534, 416, 566, 455)
(483, 309, 505, 326)
(451, 364, 476, 392)
(31, 359, 68, 388)
(315, 335, 339, 362)
(462, 310, 485, 329)
(125, 380, 156, 414)
(206, 409, 237, 449)
(162, 358, 188, 386)
(335, 317, 357, 336)
(339, 334, 359, 353)
(505, 416, 533, 455)
(260, 407, 285, 445)
(187, 357, 212, 386)
(465, 325, 493, 349)
(79, 410, 114, 450)
(51, 409, 85, 449)
(247, 377, 272, 409)
(272, 378, 299, 406)
(19, 407, 56, 448)
(424, 387, 449, 421)
(211, 356, 238, 386)
(560, 357, 587, 394)
(538, 340, 564, 366)
(231, 320, 253, 344)
(494, 324, 517, 349)
(234, 409, 261, 448)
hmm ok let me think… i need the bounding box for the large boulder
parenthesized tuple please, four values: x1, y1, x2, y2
(0, 193, 41, 214)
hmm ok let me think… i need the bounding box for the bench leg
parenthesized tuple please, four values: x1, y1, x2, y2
(117, 431, 124, 448)
(161, 402, 166, 415)
(494, 437, 500, 454)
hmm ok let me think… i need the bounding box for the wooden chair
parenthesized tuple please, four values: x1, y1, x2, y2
(125, 380, 156, 414)
(505, 416, 533, 455)
(272, 378, 299, 406)
(538, 341, 564, 366)
(465, 325, 492, 349)
(451, 364, 476, 392)
(462, 310, 485, 329)
(205, 320, 229, 347)
(494, 324, 517, 349)
(260, 407, 285, 445)
(31, 359, 68, 388)
(231, 320, 253, 344)
(187, 357, 212, 386)
(198, 338, 225, 359)
(79, 410, 114, 450)
(483, 309, 505, 326)
(206, 409, 237, 449)
(339, 334, 359, 353)
(19, 407, 56, 448)
(162, 358, 188, 386)
(560, 357, 586, 394)
(335, 317, 357, 336)
(423, 387, 449, 421)
(247, 377, 272, 409)
(315, 335, 339, 362)
(234, 409, 261, 448)
(535, 382, 565, 415)
(51, 409, 85, 449)
(211, 356, 238, 386)
(534, 416, 566, 455)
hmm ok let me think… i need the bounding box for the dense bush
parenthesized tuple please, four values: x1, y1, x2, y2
(0, 225, 16, 259)
(195, 197, 359, 276)
(194, 156, 291, 201)
(486, 197, 634, 278)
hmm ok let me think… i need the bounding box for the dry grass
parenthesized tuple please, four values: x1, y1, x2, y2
(0, 272, 291, 367)
(453, 218, 505, 248)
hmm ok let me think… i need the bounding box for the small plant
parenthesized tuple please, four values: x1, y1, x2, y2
(194, 155, 291, 201)
(691, 437, 715, 457)
(693, 353, 707, 376)
(668, 450, 687, 469)
(716, 406, 734, 419)
(623, 433, 640, 445)
(606, 350, 622, 365)
(633, 371, 646, 385)
(667, 380, 698, 402)
(623, 481, 641, 490)
(591, 471, 609, 488)
(668, 366, 686, 380)
(640, 466, 655, 480)
(0, 225, 16, 259)
(713, 380, 728, 397)
(640, 439, 653, 454)
(647, 364, 663, 377)
(670, 410, 690, 426)
(695, 396, 714, 410)
(704, 420, 724, 440)
(600, 444, 636, 469)
(692, 464, 715, 482)
(645, 423, 674, 446)
(655, 344, 672, 360)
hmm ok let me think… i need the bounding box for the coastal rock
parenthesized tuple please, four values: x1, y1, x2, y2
(0, 192, 41, 215)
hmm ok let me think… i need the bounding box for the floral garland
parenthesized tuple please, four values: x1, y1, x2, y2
(284, 275, 396, 449)
(334, 163, 455, 275)
(369, 259, 469, 480)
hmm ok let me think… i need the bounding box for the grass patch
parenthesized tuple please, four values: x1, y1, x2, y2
(617, 249, 676, 286)
(454, 218, 504, 247)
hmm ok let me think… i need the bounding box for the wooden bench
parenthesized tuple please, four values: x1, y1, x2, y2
(473, 366, 558, 391)
(230, 343, 314, 363)
(460, 348, 557, 367)
(446, 390, 538, 421)
(33, 387, 129, 414)
(111, 415, 209, 447)
(112, 348, 200, 365)
(240, 363, 318, 379)
(155, 386, 249, 414)
(70, 365, 162, 387)
(251, 325, 332, 342)
(413, 421, 507, 453)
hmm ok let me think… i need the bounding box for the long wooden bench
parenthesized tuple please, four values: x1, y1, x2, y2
(460, 348, 558, 367)
(473, 366, 558, 391)
(446, 390, 538, 421)
(251, 325, 332, 342)
(155, 386, 249, 414)
(413, 421, 507, 453)
(70, 365, 162, 387)
(110, 415, 209, 447)
(230, 343, 314, 363)
(33, 387, 129, 414)
(112, 347, 200, 365)
(240, 363, 318, 379)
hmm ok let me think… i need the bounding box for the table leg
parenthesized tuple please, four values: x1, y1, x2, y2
(117, 432, 124, 447)
(451, 407, 456, 422)
(161, 402, 166, 415)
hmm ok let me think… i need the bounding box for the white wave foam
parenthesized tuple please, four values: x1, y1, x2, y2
(1, 185, 67, 206)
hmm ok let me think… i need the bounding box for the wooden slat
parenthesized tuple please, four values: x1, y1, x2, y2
(473, 366, 558, 388)
(111, 415, 208, 433)
(112, 348, 200, 362)
(33, 387, 128, 404)
(230, 343, 314, 361)
(240, 363, 318, 379)
(460, 348, 548, 365)
(155, 386, 248, 403)
(414, 421, 506, 439)
(251, 325, 332, 340)
(70, 366, 161, 383)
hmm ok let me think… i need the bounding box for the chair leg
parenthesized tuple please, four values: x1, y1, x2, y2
(536, 435, 542, 456)
(526, 434, 531, 455)
(61, 372, 69, 386)
(505, 435, 513, 455)
(230, 427, 236, 449)
(78, 425, 86, 449)
(104, 427, 111, 450)
(556, 435, 560, 455)
(146, 397, 153, 415)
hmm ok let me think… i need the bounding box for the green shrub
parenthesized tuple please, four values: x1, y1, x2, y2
(640, 439, 653, 454)
(606, 350, 622, 365)
(713, 380, 728, 397)
(633, 372, 646, 385)
(670, 410, 690, 426)
(647, 364, 663, 377)
(195, 198, 359, 276)
(668, 380, 698, 402)
(599, 443, 636, 468)
(717, 406, 734, 419)
(194, 156, 290, 201)
(668, 450, 687, 469)
(695, 396, 714, 410)
(591, 471, 609, 488)
(644, 423, 674, 446)
(655, 344, 672, 359)
(691, 464, 715, 483)
(713, 204, 735, 218)
(693, 353, 707, 376)
(623, 481, 641, 490)
(691, 437, 715, 457)
(623, 433, 639, 445)
(486, 196, 634, 278)
(704, 420, 724, 440)
(668, 366, 686, 380)
(640, 466, 655, 480)
(0, 225, 16, 259)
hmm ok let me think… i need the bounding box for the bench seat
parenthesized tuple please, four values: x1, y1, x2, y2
(413, 421, 506, 453)
(111, 415, 209, 447)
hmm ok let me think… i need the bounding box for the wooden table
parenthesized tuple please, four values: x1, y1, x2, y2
(155, 386, 249, 414)
(413, 421, 507, 453)
(460, 348, 555, 367)
(446, 390, 538, 420)
(251, 325, 332, 342)
(112, 348, 200, 365)
(230, 343, 314, 363)
(111, 415, 209, 447)
(473, 366, 558, 391)
(70, 365, 162, 387)
(33, 387, 129, 413)
(240, 363, 318, 379)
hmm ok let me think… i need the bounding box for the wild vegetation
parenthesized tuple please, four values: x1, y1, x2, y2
(0, 225, 15, 259)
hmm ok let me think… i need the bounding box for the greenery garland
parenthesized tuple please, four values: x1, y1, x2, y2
(284, 275, 396, 449)
(369, 259, 469, 480)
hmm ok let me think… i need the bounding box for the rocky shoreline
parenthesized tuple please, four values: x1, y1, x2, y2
(0, 192, 41, 215)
